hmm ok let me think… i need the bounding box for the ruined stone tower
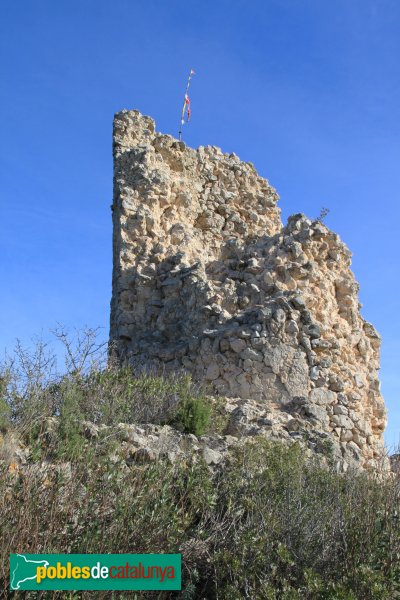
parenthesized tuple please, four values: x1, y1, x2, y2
(110, 109, 387, 470)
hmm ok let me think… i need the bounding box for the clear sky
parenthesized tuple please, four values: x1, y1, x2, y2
(1, 0, 399, 449)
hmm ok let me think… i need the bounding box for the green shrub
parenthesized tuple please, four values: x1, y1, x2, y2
(207, 439, 400, 599)
(170, 395, 211, 436)
(0, 374, 13, 432)
(0, 398, 11, 433)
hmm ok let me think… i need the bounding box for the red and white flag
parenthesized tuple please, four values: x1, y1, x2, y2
(179, 69, 196, 139)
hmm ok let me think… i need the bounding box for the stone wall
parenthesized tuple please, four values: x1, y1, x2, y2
(110, 109, 387, 470)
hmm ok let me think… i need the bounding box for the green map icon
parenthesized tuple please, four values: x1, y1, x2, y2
(10, 554, 49, 590)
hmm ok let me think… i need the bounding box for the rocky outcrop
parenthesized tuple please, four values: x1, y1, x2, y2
(110, 110, 388, 471)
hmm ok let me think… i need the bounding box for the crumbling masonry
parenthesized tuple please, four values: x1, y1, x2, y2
(110, 110, 387, 470)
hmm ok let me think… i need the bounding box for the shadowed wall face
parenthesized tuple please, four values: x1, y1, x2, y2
(110, 110, 387, 471)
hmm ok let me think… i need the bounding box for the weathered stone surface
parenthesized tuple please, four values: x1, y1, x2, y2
(109, 110, 388, 471)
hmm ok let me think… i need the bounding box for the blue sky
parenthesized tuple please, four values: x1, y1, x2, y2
(1, 0, 399, 448)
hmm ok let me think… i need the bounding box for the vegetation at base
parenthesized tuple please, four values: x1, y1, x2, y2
(0, 329, 217, 456)
(1, 438, 399, 599)
(0, 330, 399, 599)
